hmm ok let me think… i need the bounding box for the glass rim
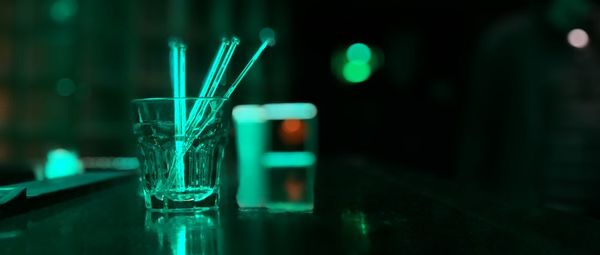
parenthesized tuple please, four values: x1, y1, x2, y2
(131, 97, 228, 103)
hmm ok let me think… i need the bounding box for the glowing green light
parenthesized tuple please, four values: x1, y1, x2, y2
(200, 38, 229, 97)
(259, 27, 276, 46)
(212, 37, 239, 96)
(55, 78, 75, 96)
(224, 38, 268, 98)
(233, 105, 268, 207)
(342, 61, 371, 83)
(262, 103, 317, 120)
(262, 152, 316, 168)
(44, 149, 81, 179)
(232, 105, 267, 122)
(174, 225, 186, 255)
(168, 39, 188, 191)
(346, 43, 371, 63)
(50, 0, 77, 23)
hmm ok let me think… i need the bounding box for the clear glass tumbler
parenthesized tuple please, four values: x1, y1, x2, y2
(131, 98, 230, 212)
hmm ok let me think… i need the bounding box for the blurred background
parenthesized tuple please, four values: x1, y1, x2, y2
(2, 0, 600, 218)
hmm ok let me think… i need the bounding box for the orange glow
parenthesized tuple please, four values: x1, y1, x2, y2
(284, 174, 305, 201)
(282, 119, 301, 133)
(279, 119, 306, 146)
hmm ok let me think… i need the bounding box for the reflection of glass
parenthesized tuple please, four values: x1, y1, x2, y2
(132, 98, 230, 212)
(341, 211, 370, 254)
(145, 211, 221, 255)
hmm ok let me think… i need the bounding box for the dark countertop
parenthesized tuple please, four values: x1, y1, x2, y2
(0, 159, 599, 255)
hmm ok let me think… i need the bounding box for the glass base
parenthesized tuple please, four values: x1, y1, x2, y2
(145, 192, 218, 212)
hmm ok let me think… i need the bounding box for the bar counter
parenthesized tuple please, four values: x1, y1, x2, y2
(0, 159, 598, 254)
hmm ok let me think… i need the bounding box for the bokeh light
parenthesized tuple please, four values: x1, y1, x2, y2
(50, 0, 77, 23)
(342, 61, 371, 83)
(332, 43, 380, 84)
(259, 27, 276, 46)
(44, 148, 82, 179)
(279, 119, 306, 146)
(567, 28, 589, 49)
(56, 78, 76, 96)
(346, 43, 372, 63)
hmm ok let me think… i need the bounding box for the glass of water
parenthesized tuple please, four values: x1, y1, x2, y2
(131, 98, 230, 212)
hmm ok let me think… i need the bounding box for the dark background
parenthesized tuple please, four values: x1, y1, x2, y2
(0, 0, 501, 173)
(3, 0, 600, 217)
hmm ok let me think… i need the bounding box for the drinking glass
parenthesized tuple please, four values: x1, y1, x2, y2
(132, 97, 230, 212)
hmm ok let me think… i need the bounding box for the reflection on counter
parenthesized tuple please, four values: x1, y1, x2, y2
(145, 211, 221, 255)
(341, 210, 370, 254)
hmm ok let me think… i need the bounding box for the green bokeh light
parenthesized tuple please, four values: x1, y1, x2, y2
(44, 149, 81, 179)
(342, 61, 371, 83)
(259, 27, 276, 46)
(56, 78, 75, 96)
(346, 43, 372, 63)
(50, 0, 77, 23)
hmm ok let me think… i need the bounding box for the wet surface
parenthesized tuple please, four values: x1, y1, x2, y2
(0, 160, 598, 254)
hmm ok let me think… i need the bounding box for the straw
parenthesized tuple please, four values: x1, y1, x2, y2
(185, 38, 230, 134)
(224, 39, 271, 98)
(184, 37, 239, 136)
(200, 38, 230, 97)
(182, 38, 272, 155)
(209, 37, 240, 96)
(168, 38, 187, 191)
(164, 36, 272, 185)
(164, 37, 233, 191)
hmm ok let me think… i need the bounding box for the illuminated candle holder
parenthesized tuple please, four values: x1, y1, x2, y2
(233, 103, 318, 212)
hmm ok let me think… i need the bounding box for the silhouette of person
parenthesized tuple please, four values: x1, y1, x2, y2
(459, 0, 600, 217)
